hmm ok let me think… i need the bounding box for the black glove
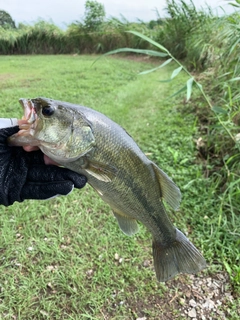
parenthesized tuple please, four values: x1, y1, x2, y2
(0, 126, 87, 206)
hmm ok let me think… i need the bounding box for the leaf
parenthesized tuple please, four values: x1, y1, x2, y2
(139, 58, 173, 75)
(158, 58, 173, 68)
(169, 85, 187, 98)
(218, 72, 232, 79)
(196, 82, 202, 90)
(127, 30, 170, 55)
(228, 39, 239, 56)
(226, 153, 240, 165)
(223, 261, 232, 276)
(229, 77, 240, 82)
(104, 47, 168, 57)
(186, 77, 194, 101)
(228, 2, 240, 8)
(170, 66, 183, 79)
(139, 66, 164, 75)
(180, 158, 190, 165)
(211, 106, 228, 114)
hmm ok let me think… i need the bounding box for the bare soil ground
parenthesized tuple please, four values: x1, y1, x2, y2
(125, 271, 238, 320)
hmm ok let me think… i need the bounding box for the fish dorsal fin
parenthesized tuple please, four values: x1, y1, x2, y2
(85, 161, 118, 182)
(113, 211, 139, 236)
(151, 162, 181, 210)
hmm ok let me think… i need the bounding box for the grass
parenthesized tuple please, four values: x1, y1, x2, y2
(0, 55, 239, 319)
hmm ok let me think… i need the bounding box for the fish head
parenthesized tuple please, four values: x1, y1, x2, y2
(8, 97, 95, 162)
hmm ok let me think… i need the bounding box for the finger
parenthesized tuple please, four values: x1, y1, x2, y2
(18, 119, 29, 126)
(21, 181, 75, 200)
(23, 146, 39, 152)
(27, 164, 87, 188)
(44, 155, 59, 165)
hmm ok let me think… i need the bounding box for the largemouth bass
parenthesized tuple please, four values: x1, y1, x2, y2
(9, 97, 206, 282)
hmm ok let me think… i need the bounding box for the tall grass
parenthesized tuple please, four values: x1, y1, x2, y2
(0, 18, 153, 54)
(0, 21, 66, 54)
(155, 0, 214, 63)
(65, 19, 151, 54)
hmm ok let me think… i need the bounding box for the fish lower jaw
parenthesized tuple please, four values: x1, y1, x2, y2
(40, 145, 83, 163)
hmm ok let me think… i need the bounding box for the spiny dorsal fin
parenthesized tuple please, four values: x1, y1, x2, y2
(151, 162, 181, 210)
(113, 211, 139, 236)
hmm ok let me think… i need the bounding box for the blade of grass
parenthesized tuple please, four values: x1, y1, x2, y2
(104, 48, 168, 57)
(186, 77, 194, 101)
(139, 58, 173, 75)
(127, 30, 170, 54)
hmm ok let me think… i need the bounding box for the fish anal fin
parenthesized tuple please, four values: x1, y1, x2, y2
(113, 211, 139, 236)
(152, 228, 207, 282)
(85, 161, 118, 182)
(152, 162, 181, 210)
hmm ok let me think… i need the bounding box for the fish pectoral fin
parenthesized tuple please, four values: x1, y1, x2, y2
(85, 161, 118, 182)
(151, 162, 181, 210)
(113, 211, 139, 236)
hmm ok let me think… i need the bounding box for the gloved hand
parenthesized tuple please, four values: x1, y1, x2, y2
(0, 125, 87, 206)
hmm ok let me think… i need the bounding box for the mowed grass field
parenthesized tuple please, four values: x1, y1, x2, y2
(0, 55, 239, 319)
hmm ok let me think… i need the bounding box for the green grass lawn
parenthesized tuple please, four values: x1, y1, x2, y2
(0, 55, 239, 319)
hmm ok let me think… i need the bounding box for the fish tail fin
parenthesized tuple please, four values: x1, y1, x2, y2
(152, 228, 206, 282)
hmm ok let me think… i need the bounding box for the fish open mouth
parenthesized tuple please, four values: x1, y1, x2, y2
(17, 98, 38, 136)
(7, 99, 40, 147)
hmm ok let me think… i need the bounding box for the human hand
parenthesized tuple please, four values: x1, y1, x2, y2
(0, 123, 87, 206)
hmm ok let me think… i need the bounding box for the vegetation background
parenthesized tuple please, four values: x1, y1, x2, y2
(0, 0, 239, 319)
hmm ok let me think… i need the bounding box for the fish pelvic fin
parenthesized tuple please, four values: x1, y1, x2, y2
(152, 163, 181, 210)
(152, 228, 206, 282)
(113, 211, 139, 236)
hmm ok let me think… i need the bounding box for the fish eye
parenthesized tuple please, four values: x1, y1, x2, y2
(42, 105, 55, 117)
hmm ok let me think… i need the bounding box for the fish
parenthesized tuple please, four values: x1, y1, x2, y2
(8, 97, 206, 282)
